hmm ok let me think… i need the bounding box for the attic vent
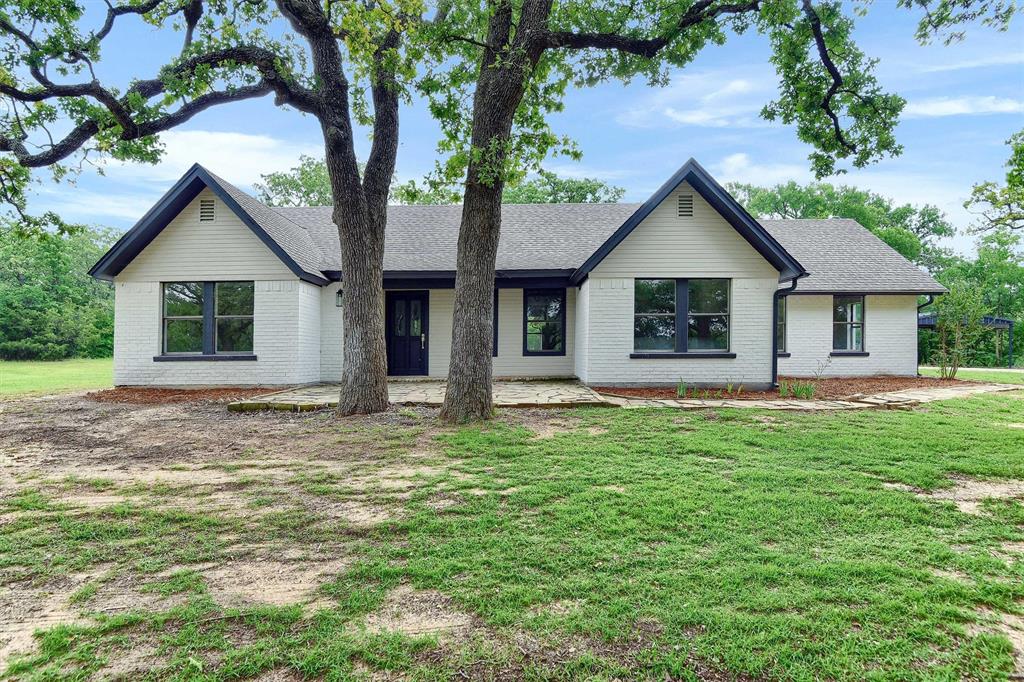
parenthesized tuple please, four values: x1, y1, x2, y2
(199, 199, 215, 222)
(677, 194, 694, 218)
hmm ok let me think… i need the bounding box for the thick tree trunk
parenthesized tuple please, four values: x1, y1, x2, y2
(440, 0, 550, 423)
(278, 0, 397, 415)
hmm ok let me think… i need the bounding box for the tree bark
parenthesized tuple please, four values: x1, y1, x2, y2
(279, 0, 395, 415)
(439, 0, 551, 423)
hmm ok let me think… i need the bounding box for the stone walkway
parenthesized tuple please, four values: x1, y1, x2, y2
(229, 380, 609, 411)
(228, 379, 1019, 412)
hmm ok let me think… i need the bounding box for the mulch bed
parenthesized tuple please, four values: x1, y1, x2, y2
(593, 375, 970, 401)
(87, 387, 283, 405)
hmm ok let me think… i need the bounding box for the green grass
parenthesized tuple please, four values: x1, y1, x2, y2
(0, 357, 113, 396)
(3, 392, 1024, 680)
(920, 366, 1024, 385)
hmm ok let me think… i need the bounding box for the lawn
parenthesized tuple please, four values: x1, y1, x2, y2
(919, 367, 1024, 386)
(0, 358, 113, 397)
(1, 390, 1022, 680)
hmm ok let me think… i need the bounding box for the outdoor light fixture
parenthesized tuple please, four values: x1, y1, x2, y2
(335, 290, 343, 307)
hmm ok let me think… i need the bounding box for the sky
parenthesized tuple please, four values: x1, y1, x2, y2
(27, 2, 1024, 255)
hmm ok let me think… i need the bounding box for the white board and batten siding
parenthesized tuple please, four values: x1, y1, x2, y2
(580, 181, 779, 387)
(113, 190, 321, 386)
(778, 294, 919, 377)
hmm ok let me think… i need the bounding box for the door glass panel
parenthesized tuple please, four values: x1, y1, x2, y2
(394, 301, 406, 335)
(410, 299, 422, 337)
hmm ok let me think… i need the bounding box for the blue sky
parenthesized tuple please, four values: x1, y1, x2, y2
(30, 2, 1024, 254)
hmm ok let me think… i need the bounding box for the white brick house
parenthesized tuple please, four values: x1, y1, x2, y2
(90, 159, 946, 388)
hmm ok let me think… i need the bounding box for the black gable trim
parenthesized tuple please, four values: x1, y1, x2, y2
(568, 158, 806, 285)
(89, 164, 326, 286)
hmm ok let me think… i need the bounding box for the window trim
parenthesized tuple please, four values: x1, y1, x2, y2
(633, 278, 731, 354)
(161, 281, 255, 358)
(832, 294, 865, 353)
(522, 288, 567, 357)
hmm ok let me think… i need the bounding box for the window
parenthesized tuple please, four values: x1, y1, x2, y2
(492, 289, 498, 357)
(163, 283, 204, 354)
(162, 281, 254, 356)
(634, 279, 676, 351)
(833, 295, 864, 351)
(776, 297, 787, 353)
(633, 278, 730, 354)
(523, 289, 565, 355)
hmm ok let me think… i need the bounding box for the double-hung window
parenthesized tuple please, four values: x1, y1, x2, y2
(161, 281, 254, 357)
(633, 279, 730, 354)
(832, 295, 864, 352)
(523, 289, 566, 355)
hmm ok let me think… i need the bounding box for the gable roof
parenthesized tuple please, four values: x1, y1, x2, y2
(761, 219, 947, 294)
(88, 164, 328, 285)
(568, 158, 806, 284)
(91, 161, 945, 296)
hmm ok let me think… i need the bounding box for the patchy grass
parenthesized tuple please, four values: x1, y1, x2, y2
(1, 392, 1023, 679)
(920, 366, 1024, 385)
(0, 358, 112, 397)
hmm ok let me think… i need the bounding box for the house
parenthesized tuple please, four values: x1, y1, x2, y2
(89, 159, 946, 389)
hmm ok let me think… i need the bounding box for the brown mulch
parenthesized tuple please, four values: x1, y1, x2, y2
(87, 386, 284, 405)
(594, 375, 970, 401)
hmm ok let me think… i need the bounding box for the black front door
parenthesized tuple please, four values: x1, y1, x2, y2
(385, 291, 429, 376)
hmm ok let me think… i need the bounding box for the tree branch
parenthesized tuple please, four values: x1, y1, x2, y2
(801, 0, 857, 154)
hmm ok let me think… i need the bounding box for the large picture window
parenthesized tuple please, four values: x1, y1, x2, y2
(832, 295, 864, 351)
(633, 278, 730, 354)
(162, 282, 254, 356)
(523, 288, 565, 355)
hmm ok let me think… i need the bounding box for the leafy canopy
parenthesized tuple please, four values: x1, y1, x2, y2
(965, 129, 1024, 232)
(728, 180, 956, 265)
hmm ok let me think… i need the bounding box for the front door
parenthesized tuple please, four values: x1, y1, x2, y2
(385, 291, 429, 376)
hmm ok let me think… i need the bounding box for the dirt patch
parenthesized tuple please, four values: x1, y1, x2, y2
(969, 608, 1024, 676)
(594, 375, 970, 401)
(364, 585, 473, 640)
(87, 387, 285, 405)
(96, 637, 164, 679)
(203, 558, 349, 607)
(922, 476, 1024, 515)
(528, 418, 579, 439)
(0, 583, 86, 662)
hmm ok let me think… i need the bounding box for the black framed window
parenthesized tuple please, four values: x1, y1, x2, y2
(776, 296, 787, 353)
(523, 288, 565, 355)
(833, 295, 864, 351)
(633, 278, 730, 353)
(162, 281, 254, 356)
(634, 279, 676, 351)
(492, 289, 499, 357)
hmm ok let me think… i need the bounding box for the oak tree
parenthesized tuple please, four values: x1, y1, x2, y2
(422, 0, 1012, 422)
(0, 0, 439, 415)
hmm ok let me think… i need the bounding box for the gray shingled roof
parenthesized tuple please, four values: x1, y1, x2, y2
(760, 219, 946, 294)
(274, 203, 640, 272)
(207, 172, 944, 294)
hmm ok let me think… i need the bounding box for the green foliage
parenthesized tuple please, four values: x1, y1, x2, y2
(0, 224, 116, 360)
(728, 180, 955, 265)
(966, 129, 1024, 232)
(254, 155, 334, 207)
(502, 170, 625, 204)
(933, 280, 990, 378)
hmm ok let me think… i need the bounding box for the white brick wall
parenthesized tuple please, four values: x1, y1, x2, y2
(582, 277, 776, 387)
(778, 294, 919, 377)
(319, 283, 344, 382)
(113, 280, 312, 386)
(574, 280, 590, 383)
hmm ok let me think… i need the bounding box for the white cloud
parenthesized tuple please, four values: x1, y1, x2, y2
(904, 96, 1024, 118)
(615, 71, 776, 130)
(919, 52, 1024, 73)
(541, 163, 639, 181)
(104, 130, 322, 188)
(32, 185, 161, 223)
(712, 153, 811, 186)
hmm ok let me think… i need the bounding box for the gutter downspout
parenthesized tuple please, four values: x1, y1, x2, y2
(772, 277, 802, 388)
(916, 294, 936, 376)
